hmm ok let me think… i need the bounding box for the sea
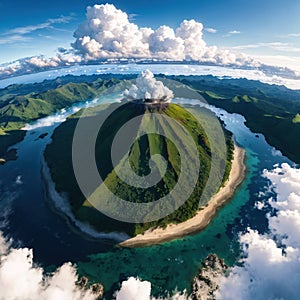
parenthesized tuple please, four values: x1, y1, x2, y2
(0, 65, 293, 297)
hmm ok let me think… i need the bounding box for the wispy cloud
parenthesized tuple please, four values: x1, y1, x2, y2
(128, 13, 139, 21)
(233, 42, 300, 52)
(205, 27, 217, 33)
(228, 30, 241, 35)
(233, 42, 287, 50)
(3, 15, 72, 36)
(37, 34, 64, 42)
(223, 30, 242, 37)
(0, 35, 31, 45)
(287, 33, 300, 37)
(51, 27, 74, 34)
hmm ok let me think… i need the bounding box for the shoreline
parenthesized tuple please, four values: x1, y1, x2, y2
(119, 144, 247, 248)
(41, 158, 130, 242)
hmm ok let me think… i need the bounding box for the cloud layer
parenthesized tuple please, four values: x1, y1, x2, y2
(1, 3, 300, 82)
(217, 163, 300, 300)
(123, 69, 174, 101)
(0, 54, 82, 79)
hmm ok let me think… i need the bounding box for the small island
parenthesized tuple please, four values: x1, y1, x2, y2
(43, 71, 245, 244)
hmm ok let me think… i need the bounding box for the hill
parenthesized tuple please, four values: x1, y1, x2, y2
(0, 76, 127, 159)
(172, 75, 300, 163)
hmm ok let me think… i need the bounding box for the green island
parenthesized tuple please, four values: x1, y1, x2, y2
(44, 100, 234, 236)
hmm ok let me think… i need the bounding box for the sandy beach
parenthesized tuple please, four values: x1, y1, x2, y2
(119, 144, 246, 247)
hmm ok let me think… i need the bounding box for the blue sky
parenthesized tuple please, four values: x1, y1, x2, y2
(0, 0, 300, 68)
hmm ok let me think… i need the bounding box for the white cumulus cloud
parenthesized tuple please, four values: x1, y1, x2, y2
(115, 277, 151, 300)
(72, 4, 254, 67)
(217, 163, 300, 300)
(123, 70, 174, 101)
(115, 277, 188, 300)
(1, 3, 300, 80)
(72, 4, 152, 60)
(0, 237, 187, 300)
(0, 233, 98, 300)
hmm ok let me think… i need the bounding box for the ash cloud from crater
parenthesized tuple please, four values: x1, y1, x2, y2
(123, 69, 174, 101)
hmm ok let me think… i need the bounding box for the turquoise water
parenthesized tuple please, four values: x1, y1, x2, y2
(0, 97, 290, 298)
(76, 107, 289, 297)
(77, 132, 256, 296)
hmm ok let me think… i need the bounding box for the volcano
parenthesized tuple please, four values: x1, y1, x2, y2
(73, 101, 218, 235)
(45, 74, 233, 236)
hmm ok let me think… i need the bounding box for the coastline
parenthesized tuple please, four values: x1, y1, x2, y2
(41, 158, 130, 242)
(119, 144, 247, 248)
